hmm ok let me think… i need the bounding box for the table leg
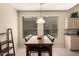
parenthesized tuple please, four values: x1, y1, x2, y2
(38, 50, 41, 56)
(49, 46, 52, 56)
(38, 46, 41, 56)
(26, 46, 29, 56)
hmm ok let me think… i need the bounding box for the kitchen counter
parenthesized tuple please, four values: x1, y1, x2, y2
(65, 34, 79, 38)
(65, 35, 79, 50)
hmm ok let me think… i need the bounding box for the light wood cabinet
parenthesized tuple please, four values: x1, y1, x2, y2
(65, 35, 79, 50)
(65, 35, 71, 50)
(65, 18, 79, 29)
(74, 19, 79, 28)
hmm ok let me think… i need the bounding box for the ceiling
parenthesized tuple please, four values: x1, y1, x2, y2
(10, 3, 78, 11)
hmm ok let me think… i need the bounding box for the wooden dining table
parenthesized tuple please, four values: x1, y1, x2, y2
(25, 35, 53, 56)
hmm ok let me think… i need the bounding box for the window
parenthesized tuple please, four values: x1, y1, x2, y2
(44, 16, 58, 37)
(22, 17, 37, 38)
(22, 16, 58, 38)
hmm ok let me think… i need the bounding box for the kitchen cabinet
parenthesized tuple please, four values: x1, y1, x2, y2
(65, 35, 79, 50)
(65, 18, 79, 29)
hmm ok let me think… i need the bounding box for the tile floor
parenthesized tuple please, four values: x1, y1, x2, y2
(16, 47, 79, 56)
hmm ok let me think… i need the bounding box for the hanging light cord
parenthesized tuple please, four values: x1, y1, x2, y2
(36, 3, 45, 23)
(40, 3, 43, 18)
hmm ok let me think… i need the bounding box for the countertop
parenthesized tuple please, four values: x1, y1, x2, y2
(65, 34, 79, 38)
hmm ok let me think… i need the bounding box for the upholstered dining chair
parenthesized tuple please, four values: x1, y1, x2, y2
(25, 34, 32, 42)
(47, 34, 55, 42)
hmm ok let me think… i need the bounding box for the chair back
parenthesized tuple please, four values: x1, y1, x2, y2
(47, 34, 55, 42)
(25, 34, 32, 42)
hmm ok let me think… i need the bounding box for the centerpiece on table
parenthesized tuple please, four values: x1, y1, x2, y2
(37, 35, 44, 40)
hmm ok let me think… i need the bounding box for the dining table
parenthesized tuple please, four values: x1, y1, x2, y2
(25, 35, 53, 56)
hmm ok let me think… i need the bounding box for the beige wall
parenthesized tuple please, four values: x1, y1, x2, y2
(18, 11, 67, 48)
(0, 4, 18, 51)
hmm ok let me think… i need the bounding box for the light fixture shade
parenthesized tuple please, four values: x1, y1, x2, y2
(36, 17, 45, 23)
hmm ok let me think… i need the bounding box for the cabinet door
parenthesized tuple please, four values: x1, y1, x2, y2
(77, 19, 79, 28)
(65, 36, 71, 50)
(65, 18, 72, 29)
(65, 18, 79, 29)
(75, 18, 79, 29)
(71, 36, 79, 50)
(68, 18, 75, 29)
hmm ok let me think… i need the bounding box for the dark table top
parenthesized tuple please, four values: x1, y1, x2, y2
(25, 35, 53, 45)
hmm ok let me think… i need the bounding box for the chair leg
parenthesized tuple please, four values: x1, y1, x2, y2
(38, 51, 41, 56)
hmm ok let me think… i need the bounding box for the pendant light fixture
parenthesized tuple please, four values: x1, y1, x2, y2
(36, 3, 45, 23)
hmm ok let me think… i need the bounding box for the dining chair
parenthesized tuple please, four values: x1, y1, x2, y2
(47, 34, 55, 42)
(25, 34, 32, 42)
